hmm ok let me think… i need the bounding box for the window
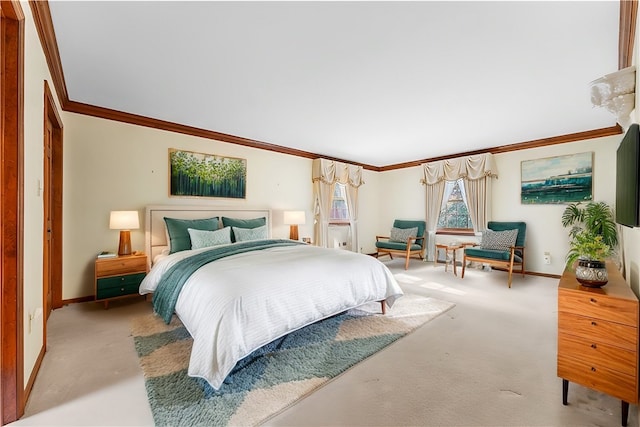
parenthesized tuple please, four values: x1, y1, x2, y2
(437, 180, 473, 230)
(330, 183, 349, 222)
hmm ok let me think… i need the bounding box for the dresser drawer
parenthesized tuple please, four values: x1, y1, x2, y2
(558, 354, 638, 402)
(559, 288, 638, 326)
(558, 312, 637, 351)
(558, 332, 637, 376)
(96, 256, 147, 277)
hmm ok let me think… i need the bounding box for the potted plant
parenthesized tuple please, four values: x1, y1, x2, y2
(561, 201, 618, 287)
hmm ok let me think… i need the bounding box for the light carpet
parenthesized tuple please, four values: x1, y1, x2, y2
(131, 294, 455, 426)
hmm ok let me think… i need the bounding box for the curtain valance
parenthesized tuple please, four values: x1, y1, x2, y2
(420, 153, 498, 185)
(312, 158, 364, 187)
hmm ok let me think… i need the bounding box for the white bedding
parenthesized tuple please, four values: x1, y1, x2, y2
(139, 243, 403, 389)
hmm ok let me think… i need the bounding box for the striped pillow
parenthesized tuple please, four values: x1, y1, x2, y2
(481, 229, 518, 251)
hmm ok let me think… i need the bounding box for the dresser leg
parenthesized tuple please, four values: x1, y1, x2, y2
(621, 400, 629, 427)
(562, 379, 568, 405)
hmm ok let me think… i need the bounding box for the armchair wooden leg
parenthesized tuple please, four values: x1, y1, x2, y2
(380, 300, 386, 315)
(404, 256, 410, 270)
(507, 255, 515, 288)
(461, 256, 467, 278)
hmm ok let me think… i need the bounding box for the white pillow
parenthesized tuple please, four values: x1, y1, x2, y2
(187, 227, 232, 249)
(233, 225, 268, 242)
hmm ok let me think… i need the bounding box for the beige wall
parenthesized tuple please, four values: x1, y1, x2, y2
(66, 117, 622, 293)
(62, 113, 315, 299)
(61, 110, 392, 300)
(21, 3, 63, 384)
(492, 136, 619, 275)
(375, 135, 621, 275)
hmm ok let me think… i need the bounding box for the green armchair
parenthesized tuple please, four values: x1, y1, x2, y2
(461, 221, 526, 288)
(376, 220, 427, 270)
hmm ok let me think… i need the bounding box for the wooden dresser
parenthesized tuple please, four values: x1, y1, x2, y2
(557, 263, 638, 427)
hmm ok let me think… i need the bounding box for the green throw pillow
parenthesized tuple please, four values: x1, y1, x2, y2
(164, 216, 219, 253)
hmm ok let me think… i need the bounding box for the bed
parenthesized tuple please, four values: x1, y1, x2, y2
(139, 205, 404, 389)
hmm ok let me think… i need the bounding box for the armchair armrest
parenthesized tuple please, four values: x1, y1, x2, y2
(376, 235, 390, 242)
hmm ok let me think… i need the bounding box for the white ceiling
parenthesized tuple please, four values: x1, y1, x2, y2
(48, 1, 621, 168)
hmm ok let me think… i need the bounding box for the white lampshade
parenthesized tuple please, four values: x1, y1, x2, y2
(283, 211, 306, 225)
(109, 211, 140, 230)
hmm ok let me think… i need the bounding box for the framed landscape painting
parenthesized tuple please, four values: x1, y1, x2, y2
(521, 152, 593, 204)
(169, 149, 246, 199)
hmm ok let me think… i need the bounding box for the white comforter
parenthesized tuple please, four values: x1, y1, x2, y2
(139, 243, 403, 389)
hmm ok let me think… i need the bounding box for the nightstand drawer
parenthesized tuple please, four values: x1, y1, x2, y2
(97, 272, 146, 290)
(558, 312, 637, 351)
(96, 256, 147, 277)
(96, 273, 145, 300)
(96, 281, 141, 300)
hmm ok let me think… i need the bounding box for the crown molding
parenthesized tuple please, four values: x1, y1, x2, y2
(29, 1, 68, 107)
(619, 0, 638, 69)
(378, 125, 623, 171)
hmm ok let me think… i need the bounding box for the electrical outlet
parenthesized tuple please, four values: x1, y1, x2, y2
(543, 252, 551, 265)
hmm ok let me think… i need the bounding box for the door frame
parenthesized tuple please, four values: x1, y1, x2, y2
(43, 81, 63, 321)
(0, 0, 25, 424)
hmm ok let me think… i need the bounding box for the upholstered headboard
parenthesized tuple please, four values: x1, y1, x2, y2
(145, 204, 272, 266)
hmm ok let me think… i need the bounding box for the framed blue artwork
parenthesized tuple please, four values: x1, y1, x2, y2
(521, 152, 593, 204)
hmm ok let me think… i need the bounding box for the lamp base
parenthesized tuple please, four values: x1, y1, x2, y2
(118, 230, 132, 256)
(289, 225, 299, 241)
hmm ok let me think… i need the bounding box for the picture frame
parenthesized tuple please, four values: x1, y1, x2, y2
(521, 152, 593, 204)
(169, 149, 247, 199)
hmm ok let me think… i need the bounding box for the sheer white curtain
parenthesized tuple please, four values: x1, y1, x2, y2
(312, 159, 364, 250)
(441, 180, 457, 211)
(421, 153, 497, 259)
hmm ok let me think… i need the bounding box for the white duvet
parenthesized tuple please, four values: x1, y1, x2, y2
(139, 243, 404, 389)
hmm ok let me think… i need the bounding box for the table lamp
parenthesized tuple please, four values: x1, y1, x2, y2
(283, 211, 305, 240)
(109, 210, 140, 256)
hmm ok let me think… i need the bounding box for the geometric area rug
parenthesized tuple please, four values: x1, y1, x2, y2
(130, 294, 455, 427)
